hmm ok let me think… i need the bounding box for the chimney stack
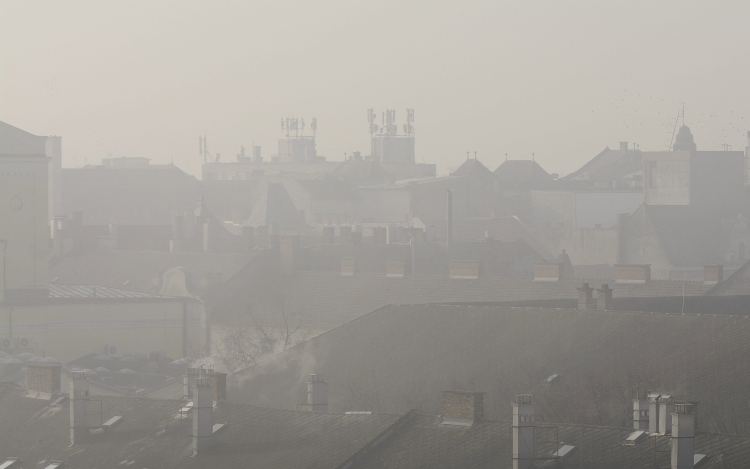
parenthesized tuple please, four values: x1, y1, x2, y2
(647, 392, 661, 434)
(512, 394, 535, 469)
(671, 404, 695, 469)
(441, 391, 484, 425)
(192, 367, 214, 455)
(577, 283, 595, 310)
(633, 393, 649, 430)
(304, 374, 328, 412)
(658, 395, 674, 434)
(26, 363, 62, 399)
(69, 370, 91, 445)
(597, 284, 613, 311)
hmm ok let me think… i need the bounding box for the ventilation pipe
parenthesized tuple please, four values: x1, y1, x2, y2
(69, 370, 90, 445)
(512, 394, 535, 469)
(648, 392, 661, 434)
(192, 367, 214, 455)
(633, 393, 649, 430)
(671, 404, 695, 469)
(658, 395, 674, 434)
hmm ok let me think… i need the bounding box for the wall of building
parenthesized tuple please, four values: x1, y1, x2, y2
(644, 151, 691, 205)
(0, 157, 50, 298)
(574, 191, 644, 228)
(357, 188, 411, 223)
(539, 227, 619, 265)
(0, 300, 205, 362)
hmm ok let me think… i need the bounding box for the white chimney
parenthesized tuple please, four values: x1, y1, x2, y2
(671, 404, 695, 469)
(69, 370, 90, 445)
(648, 392, 661, 434)
(658, 395, 674, 434)
(192, 367, 214, 455)
(512, 394, 535, 469)
(633, 395, 649, 430)
(183, 366, 199, 400)
(307, 374, 328, 412)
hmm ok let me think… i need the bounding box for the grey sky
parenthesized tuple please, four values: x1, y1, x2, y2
(1, 1, 748, 177)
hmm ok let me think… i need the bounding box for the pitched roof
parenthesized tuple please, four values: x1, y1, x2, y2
(356, 413, 750, 469)
(0, 120, 48, 157)
(242, 182, 308, 232)
(50, 249, 257, 296)
(230, 304, 750, 434)
(707, 258, 750, 296)
(450, 158, 495, 179)
(0, 388, 401, 469)
(494, 160, 553, 183)
(213, 270, 712, 331)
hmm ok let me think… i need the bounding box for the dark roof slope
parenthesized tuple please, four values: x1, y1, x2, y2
(564, 147, 644, 182)
(242, 182, 308, 232)
(0, 120, 48, 157)
(0, 388, 400, 469)
(707, 257, 750, 296)
(231, 304, 750, 434)
(450, 158, 495, 179)
(215, 270, 712, 330)
(357, 413, 750, 469)
(494, 160, 553, 182)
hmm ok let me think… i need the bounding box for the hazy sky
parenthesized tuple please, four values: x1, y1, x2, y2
(2, 1, 749, 177)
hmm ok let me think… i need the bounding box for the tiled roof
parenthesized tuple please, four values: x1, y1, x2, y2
(0, 388, 401, 469)
(48, 283, 169, 299)
(230, 304, 750, 434)
(50, 249, 257, 296)
(707, 258, 750, 296)
(356, 413, 750, 469)
(214, 270, 713, 331)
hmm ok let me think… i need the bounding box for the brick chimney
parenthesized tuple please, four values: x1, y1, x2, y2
(703, 265, 723, 284)
(192, 368, 214, 455)
(614, 264, 651, 283)
(512, 394, 534, 469)
(386, 258, 406, 277)
(671, 404, 695, 469)
(26, 363, 61, 398)
(597, 284, 613, 311)
(533, 263, 562, 281)
(449, 260, 481, 279)
(441, 391, 484, 424)
(577, 283, 595, 310)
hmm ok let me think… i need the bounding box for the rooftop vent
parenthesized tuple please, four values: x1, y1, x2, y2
(0, 459, 22, 469)
(42, 462, 65, 469)
(553, 444, 576, 459)
(299, 374, 328, 412)
(624, 430, 647, 446)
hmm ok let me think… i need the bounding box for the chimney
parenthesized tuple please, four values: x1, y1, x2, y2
(183, 366, 200, 400)
(447, 190, 453, 259)
(69, 370, 91, 445)
(577, 283, 595, 310)
(614, 264, 651, 283)
(206, 368, 227, 403)
(322, 226, 335, 245)
(633, 393, 649, 430)
(620, 142, 628, 151)
(441, 391, 484, 425)
(372, 226, 387, 245)
(278, 235, 299, 273)
(192, 368, 214, 455)
(305, 374, 328, 412)
(202, 219, 212, 253)
(449, 260, 481, 279)
(671, 404, 695, 469)
(648, 392, 661, 434)
(597, 284, 613, 311)
(512, 394, 535, 469)
(341, 257, 356, 276)
(26, 363, 62, 398)
(533, 263, 562, 281)
(386, 258, 406, 277)
(658, 395, 674, 434)
(703, 265, 723, 284)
